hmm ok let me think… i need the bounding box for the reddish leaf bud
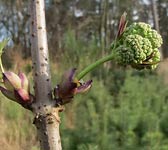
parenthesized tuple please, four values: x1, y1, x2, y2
(3, 72, 22, 91)
(18, 72, 29, 91)
(15, 89, 30, 102)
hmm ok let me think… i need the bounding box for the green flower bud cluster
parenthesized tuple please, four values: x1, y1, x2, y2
(113, 22, 163, 69)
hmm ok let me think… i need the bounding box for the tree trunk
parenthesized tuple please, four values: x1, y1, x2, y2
(151, 0, 163, 57)
(151, 0, 159, 31)
(30, 0, 62, 149)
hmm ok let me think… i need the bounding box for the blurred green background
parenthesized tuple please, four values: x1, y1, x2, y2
(0, 0, 168, 150)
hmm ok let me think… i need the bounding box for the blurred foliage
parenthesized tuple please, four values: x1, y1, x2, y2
(1, 26, 168, 149)
(0, 0, 168, 58)
(60, 70, 168, 150)
(0, 98, 39, 150)
(2, 68, 168, 149)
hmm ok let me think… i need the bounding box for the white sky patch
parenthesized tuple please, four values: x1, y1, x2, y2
(74, 8, 84, 17)
(142, 0, 150, 5)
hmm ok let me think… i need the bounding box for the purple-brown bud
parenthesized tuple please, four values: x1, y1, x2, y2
(54, 68, 92, 105)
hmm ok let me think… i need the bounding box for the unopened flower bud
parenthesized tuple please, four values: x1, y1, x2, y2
(112, 22, 162, 70)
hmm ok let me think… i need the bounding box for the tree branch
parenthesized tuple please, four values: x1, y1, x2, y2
(30, 0, 62, 149)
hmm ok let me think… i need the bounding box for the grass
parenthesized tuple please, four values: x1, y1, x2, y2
(0, 95, 39, 150)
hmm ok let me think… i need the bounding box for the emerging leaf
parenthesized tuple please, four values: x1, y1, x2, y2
(116, 12, 127, 38)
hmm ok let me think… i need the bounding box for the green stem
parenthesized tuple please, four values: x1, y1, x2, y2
(77, 53, 116, 80)
(0, 59, 4, 73)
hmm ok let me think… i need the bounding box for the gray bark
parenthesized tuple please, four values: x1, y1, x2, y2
(151, 0, 160, 32)
(151, 0, 163, 57)
(30, 0, 62, 149)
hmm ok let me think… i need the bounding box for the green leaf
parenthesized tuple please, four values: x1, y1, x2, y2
(0, 38, 9, 56)
(0, 38, 9, 73)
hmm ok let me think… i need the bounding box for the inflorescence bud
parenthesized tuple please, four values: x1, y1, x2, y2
(0, 71, 33, 105)
(113, 22, 163, 70)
